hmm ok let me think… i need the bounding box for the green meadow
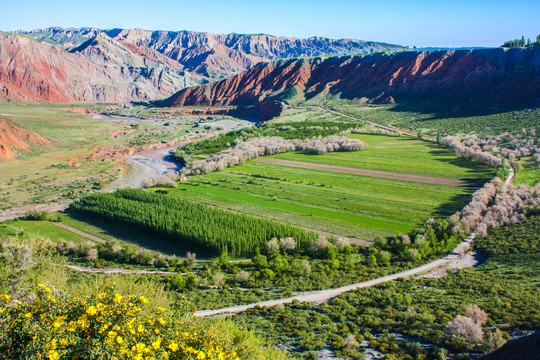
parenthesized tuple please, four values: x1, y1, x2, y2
(164, 134, 494, 240)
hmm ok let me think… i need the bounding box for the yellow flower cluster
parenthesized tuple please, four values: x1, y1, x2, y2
(0, 286, 240, 360)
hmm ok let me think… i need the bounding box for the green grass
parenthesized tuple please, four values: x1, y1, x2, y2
(164, 135, 491, 240)
(0, 220, 90, 243)
(0, 104, 212, 208)
(331, 103, 540, 136)
(54, 213, 196, 258)
(270, 134, 494, 181)
(514, 167, 540, 187)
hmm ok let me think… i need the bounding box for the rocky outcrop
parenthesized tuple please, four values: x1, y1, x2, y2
(160, 47, 540, 114)
(25, 27, 404, 78)
(0, 33, 200, 103)
(0, 116, 52, 160)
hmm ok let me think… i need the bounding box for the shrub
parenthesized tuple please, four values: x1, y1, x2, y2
(0, 287, 240, 360)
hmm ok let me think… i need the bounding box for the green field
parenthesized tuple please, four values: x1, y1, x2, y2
(270, 134, 494, 180)
(164, 134, 494, 239)
(514, 167, 540, 187)
(331, 103, 540, 136)
(0, 219, 90, 243)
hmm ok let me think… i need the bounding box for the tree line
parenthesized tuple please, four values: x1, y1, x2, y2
(69, 189, 317, 256)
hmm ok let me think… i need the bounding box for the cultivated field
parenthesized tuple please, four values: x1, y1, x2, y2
(164, 134, 495, 240)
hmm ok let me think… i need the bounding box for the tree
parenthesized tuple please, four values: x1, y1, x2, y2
(447, 315, 484, 341)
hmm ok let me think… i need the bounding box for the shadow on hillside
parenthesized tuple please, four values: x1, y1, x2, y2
(376, 100, 537, 122)
(65, 211, 214, 259)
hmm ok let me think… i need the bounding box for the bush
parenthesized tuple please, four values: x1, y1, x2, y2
(0, 287, 240, 360)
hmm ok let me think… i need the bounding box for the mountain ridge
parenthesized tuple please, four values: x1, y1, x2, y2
(158, 47, 540, 118)
(23, 27, 404, 78)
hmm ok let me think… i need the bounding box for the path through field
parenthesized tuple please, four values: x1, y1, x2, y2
(254, 158, 475, 187)
(301, 106, 436, 141)
(194, 168, 515, 317)
(51, 222, 107, 244)
(193, 235, 475, 316)
(65, 264, 178, 275)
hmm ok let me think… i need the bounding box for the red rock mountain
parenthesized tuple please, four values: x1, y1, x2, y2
(0, 116, 51, 160)
(160, 47, 540, 115)
(25, 27, 403, 78)
(0, 33, 200, 103)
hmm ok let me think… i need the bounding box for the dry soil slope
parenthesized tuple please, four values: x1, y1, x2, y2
(0, 116, 52, 160)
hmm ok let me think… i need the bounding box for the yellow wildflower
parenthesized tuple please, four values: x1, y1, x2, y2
(24, 313, 32, 319)
(0, 294, 10, 303)
(97, 293, 106, 299)
(116, 336, 124, 345)
(151, 337, 161, 350)
(139, 296, 148, 304)
(108, 331, 117, 338)
(157, 307, 165, 312)
(66, 322, 77, 332)
(53, 320, 63, 329)
(37, 284, 45, 288)
(137, 324, 145, 333)
(168, 341, 178, 352)
(162, 352, 169, 359)
(60, 339, 68, 346)
(50, 339, 58, 350)
(86, 306, 97, 316)
(197, 351, 207, 360)
(47, 350, 59, 360)
(113, 294, 123, 303)
(134, 343, 146, 353)
(158, 318, 166, 326)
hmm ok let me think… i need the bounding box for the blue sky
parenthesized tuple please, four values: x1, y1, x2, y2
(1, 0, 538, 47)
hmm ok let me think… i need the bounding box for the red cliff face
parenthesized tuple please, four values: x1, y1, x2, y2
(160, 47, 540, 114)
(0, 116, 52, 160)
(0, 34, 199, 103)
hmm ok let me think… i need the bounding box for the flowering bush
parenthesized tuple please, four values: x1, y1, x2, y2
(0, 286, 239, 360)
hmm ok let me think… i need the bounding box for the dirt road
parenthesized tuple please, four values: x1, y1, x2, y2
(194, 169, 515, 317)
(303, 106, 436, 141)
(254, 157, 476, 187)
(51, 222, 107, 244)
(65, 264, 179, 275)
(194, 234, 476, 317)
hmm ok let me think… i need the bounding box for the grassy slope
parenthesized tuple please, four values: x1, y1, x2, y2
(0, 219, 90, 243)
(331, 103, 540, 136)
(165, 135, 493, 239)
(235, 217, 540, 359)
(0, 104, 209, 209)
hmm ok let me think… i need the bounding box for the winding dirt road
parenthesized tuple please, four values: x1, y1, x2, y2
(193, 234, 475, 317)
(194, 168, 515, 317)
(302, 106, 436, 141)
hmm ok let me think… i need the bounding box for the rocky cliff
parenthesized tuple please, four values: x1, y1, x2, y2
(0, 33, 200, 103)
(160, 47, 540, 113)
(25, 27, 403, 78)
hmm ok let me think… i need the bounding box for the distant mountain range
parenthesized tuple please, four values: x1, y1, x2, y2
(0, 27, 403, 103)
(159, 47, 540, 119)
